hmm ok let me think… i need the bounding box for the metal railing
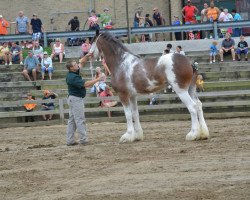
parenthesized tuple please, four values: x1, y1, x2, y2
(1, 20, 250, 47)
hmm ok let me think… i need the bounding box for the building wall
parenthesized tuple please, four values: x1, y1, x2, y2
(0, 0, 179, 34)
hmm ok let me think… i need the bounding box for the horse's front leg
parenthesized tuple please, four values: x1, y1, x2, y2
(119, 95, 137, 143)
(131, 96, 143, 141)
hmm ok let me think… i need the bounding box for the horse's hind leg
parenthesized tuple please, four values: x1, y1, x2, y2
(130, 96, 143, 141)
(176, 90, 201, 140)
(188, 87, 209, 139)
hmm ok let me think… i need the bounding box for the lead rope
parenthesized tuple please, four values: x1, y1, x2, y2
(90, 59, 94, 79)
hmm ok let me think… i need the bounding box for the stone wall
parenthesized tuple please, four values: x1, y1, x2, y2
(1, 0, 182, 35)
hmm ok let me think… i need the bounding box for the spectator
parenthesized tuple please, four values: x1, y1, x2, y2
(0, 42, 10, 65)
(22, 51, 40, 82)
(139, 18, 146, 42)
(231, 9, 242, 37)
(101, 57, 111, 76)
(182, 0, 198, 39)
(175, 45, 185, 55)
(172, 16, 182, 41)
(145, 14, 153, 42)
(0, 15, 9, 35)
(201, 3, 208, 39)
(88, 10, 100, 31)
(65, 53, 103, 146)
(99, 85, 117, 118)
(99, 8, 112, 29)
(23, 93, 36, 122)
(219, 32, 235, 62)
(9, 42, 23, 65)
(51, 38, 65, 63)
(30, 13, 44, 41)
(205, 2, 220, 38)
(134, 6, 144, 43)
(209, 41, 218, 64)
(81, 38, 91, 57)
(15, 11, 30, 34)
(32, 41, 43, 62)
(41, 51, 53, 80)
(152, 7, 165, 41)
(41, 90, 58, 121)
(220, 9, 233, 36)
(163, 43, 174, 55)
(90, 67, 106, 96)
(236, 35, 248, 61)
(67, 16, 80, 31)
(196, 74, 204, 92)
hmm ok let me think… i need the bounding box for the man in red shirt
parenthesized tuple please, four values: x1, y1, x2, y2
(182, 0, 198, 24)
(182, 0, 198, 39)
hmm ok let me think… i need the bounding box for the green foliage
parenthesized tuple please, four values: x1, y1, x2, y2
(22, 47, 52, 58)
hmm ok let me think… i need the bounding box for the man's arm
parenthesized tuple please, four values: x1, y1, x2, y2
(78, 53, 92, 68)
(84, 76, 102, 88)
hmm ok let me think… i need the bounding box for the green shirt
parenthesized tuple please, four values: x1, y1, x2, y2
(66, 69, 86, 98)
(99, 13, 112, 28)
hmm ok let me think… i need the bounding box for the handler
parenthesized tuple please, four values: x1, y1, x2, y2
(65, 53, 102, 146)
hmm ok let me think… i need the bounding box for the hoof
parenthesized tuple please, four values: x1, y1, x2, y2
(135, 131, 144, 141)
(200, 130, 209, 140)
(186, 131, 200, 141)
(119, 132, 135, 143)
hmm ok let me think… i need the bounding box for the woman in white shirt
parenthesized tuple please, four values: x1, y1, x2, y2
(41, 51, 53, 80)
(50, 38, 65, 63)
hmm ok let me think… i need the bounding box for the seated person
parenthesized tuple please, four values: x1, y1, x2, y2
(90, 67, 106, 96)
(175, 45, 185, 55)
(0, 42, 10, 65)
(50, 38, 65, 63)
(41, 51, 53, 80)
(41, 90, 58, 121)
(162, 43, 174, 55)
(99, 85, 117, 118)
(32, 41, 43, 62)
(219, 32, 235, 62)
(22, 51, 40, 82)
(9, 42, 23, 65)
(196, 74, 204, 92)
(23, 93, 37, 122)
(81, 38, 91, 57)
(236, 35, 248, 61)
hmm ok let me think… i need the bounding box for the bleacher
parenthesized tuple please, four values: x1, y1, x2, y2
(0, 50, 250, 128)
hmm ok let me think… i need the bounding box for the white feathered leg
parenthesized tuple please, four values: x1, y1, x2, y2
(131, 96, 143, 141)
(177, 91, 201, 140)
(119, 103, 136, 143)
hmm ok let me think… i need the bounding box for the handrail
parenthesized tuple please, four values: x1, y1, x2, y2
(1, 20, 250, 47)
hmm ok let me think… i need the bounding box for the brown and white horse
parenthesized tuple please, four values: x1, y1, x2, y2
(89, 31, 209, 143)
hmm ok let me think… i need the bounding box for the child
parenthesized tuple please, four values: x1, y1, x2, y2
(81, 38, 91, 57)
(236, 35, 248, 61)
(210, 41, 218, 63)
(196, 74, 204, 92)
(175, 45, 185, 55)
(163, 43, 174, 55)
(23, 93, 37, 122)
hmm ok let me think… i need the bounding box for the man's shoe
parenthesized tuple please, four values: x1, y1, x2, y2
(9, 62, 12, 65)
(20, 61, 23, 65)
(67, 142, 78, 146)
(79, 141, 88, 145)
(245, 58, 248, 61)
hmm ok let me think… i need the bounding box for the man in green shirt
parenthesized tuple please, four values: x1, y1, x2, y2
(65, 53, 102, 146)
(99, 8, 112, 28)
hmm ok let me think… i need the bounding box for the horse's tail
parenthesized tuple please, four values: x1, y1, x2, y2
(188, 62, 199, 96)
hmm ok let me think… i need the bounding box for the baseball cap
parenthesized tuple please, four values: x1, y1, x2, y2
(33, 13, 37, 16)
(43, 51, 48, 55)
(28, 50, 33, 54)
(103, 8, 109, 11)
(0, 15, 3, 18)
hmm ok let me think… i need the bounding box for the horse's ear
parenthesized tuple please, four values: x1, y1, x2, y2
(96, 29, 100, 36)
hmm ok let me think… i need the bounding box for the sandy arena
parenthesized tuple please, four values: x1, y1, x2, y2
(0, 118, 249, 200)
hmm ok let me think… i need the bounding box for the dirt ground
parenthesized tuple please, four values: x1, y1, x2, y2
(0, 118, 249, 200)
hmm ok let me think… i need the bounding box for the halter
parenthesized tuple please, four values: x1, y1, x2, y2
(90, 33, 102, 79)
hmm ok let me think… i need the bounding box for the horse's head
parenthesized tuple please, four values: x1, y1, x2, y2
(89, 30, 102, 59)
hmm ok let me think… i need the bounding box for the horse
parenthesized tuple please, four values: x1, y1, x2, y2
(89, 31, 209, 143)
